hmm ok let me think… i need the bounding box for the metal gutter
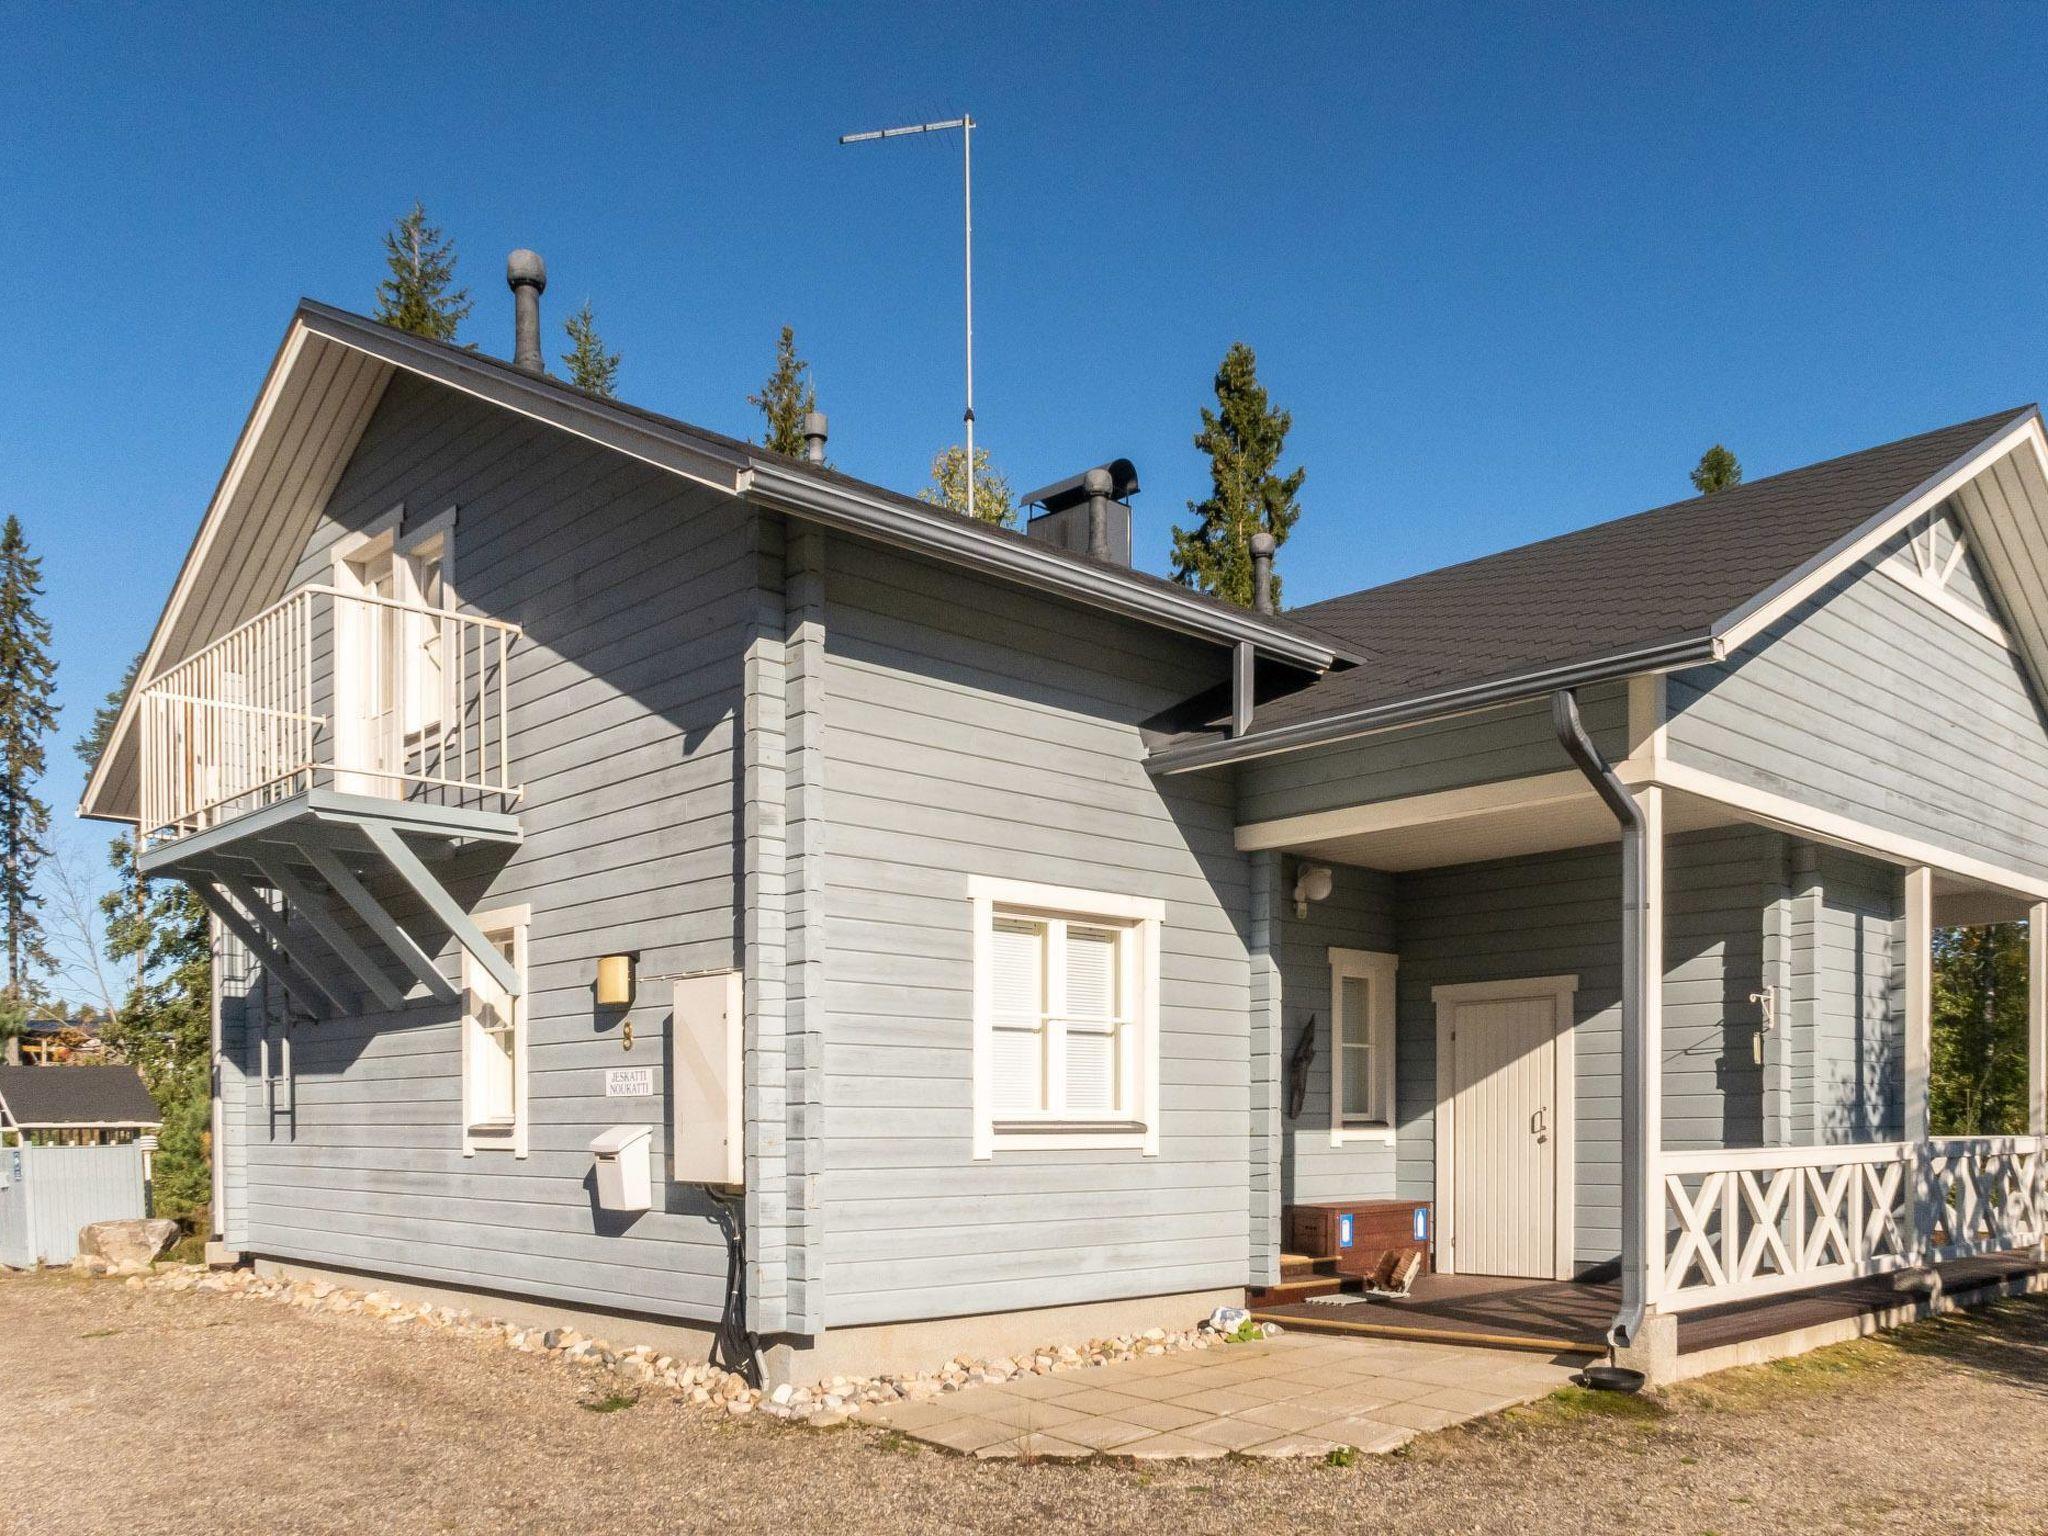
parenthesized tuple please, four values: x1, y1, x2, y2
(1551, 687, 1649, 1352)
(1148, 632, 1722, 774)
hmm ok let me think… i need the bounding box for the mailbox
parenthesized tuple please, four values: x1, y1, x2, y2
(589, 1124, 653, 1212)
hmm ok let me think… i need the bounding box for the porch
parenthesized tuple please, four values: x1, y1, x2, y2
(1250, 1251, 2048, 1367)
(1238, 685, 2048, 1382)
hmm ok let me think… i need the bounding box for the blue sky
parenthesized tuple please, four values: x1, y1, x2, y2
(5, 2, 2047, 933)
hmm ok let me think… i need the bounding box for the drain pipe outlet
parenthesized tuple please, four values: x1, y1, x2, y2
(1550, 688, 1650, 1352)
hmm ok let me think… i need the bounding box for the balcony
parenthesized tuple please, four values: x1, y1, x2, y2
(135, 584, 525, 1019)
(140, 583, 521, 846)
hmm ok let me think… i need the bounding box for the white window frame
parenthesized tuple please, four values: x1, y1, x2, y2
(969, 875, 1163, 1159)
(1328, 947, 1398, 1146)
(461, 903, 529, 1157)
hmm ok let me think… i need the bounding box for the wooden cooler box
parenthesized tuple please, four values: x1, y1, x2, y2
(1285, 1199, 1434, 1278)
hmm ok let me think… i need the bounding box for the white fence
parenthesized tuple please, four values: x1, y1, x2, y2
(140, 584, 519, 843)
(0, 1142, 149, 1267)
(1659, 1135, 2046, 1311)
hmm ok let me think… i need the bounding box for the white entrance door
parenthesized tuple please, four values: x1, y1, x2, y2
(1434, 977, 1576, 1280)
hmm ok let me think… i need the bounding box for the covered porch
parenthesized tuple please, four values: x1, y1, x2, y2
(1239, 687, 2048, 1382)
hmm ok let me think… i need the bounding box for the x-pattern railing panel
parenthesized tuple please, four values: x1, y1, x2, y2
(1659, 1137, 2041, 1313)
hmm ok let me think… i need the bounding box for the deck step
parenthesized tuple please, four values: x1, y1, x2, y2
(1279, 1253, 1342, 1281)
(1250, 1308, 1601, 1355)
(1246, 1276, 1347, 1306)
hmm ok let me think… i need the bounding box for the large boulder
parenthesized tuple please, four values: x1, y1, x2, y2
(76, 1218, 181, 1271)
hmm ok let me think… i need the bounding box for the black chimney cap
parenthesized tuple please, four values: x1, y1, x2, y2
(1022, 459, 1140, 513)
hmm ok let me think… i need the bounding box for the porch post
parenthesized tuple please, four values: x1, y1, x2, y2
(2030, 902, 2047, 1141)
(1624, 784, 1666, 1325)
(1904, 867, 1933, 1144)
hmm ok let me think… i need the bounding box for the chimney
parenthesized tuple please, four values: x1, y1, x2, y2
(1020, 459, 1141, 565)
(803, 411, 829, 465)
(1250, 531, 1276, 615)
(506, 249, 547, 373)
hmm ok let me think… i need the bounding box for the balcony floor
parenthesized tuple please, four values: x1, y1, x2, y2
(138, 787, 521, 877)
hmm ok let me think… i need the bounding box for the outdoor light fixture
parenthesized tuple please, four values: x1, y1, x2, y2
(596, 954, 635, 1008)
(1293, 863, 1334, 919)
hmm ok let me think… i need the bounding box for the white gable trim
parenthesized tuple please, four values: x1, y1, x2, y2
(1876, 543, 2013, 649)
(1715, 411, 2042, 654)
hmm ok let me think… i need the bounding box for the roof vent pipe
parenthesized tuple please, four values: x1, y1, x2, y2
(1250, 531, 1277, 615)
(803, 411, 829, 465)
(506, 250, 547, 374)
(1084, 467, 1115, 561)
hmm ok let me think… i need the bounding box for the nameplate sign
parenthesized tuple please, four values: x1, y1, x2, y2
(605, 1066, 655, 1098)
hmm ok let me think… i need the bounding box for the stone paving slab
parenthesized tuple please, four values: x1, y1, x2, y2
(863, 1332, 1582, 1460)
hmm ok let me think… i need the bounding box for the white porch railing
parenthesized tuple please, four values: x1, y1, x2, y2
(1658, 1136, 2046, 1311)
(140, 584, 520, 844)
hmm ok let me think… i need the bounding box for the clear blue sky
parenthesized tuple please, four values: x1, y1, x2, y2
(6, 2, 2047, 907)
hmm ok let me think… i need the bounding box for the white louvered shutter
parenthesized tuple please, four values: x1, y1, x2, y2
(1062, 926, 1119, 1114)
(990, 919, 1045, 1114)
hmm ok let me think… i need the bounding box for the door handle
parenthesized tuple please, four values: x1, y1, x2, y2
(1531, 1106, 1548, 1140)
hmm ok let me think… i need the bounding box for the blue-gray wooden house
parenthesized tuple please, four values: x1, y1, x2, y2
(81, 266, 2048, 1384)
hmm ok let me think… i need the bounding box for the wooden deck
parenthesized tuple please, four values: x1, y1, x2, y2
(1249, 1252, 2047, 1357)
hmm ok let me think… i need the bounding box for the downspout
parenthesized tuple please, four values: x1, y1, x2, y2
(1549, 688, 1649, 1350)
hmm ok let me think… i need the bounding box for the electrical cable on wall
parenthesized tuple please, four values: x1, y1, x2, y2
(707, 1188, 762, 1387)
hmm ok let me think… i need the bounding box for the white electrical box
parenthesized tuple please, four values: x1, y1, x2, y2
(672, 970, 743, 1188)
(589, 1124, 653, 1212)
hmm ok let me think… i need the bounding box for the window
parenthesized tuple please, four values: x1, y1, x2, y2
(462, 907, 528, 1156)
(970, 877, 1163, 1158)
(1328, 948, 1397, 1145)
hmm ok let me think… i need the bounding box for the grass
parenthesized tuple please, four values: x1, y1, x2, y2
(1512, 1385, 1669, 1429)
(162, 1233, 209, 1267)
(1323, 1445, 1360, 1468)
(580, 1390, 640, 1414)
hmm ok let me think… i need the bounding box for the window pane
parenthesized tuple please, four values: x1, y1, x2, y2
(1340, 974, 1372, 1047)
(1064, 1024, 1117, 1113)
(992, 920, 1043, 1021)
(992, 1025, 1044, 1113)
(1065, 927, 1118, 1019)
(1340, 1043, 1374, 1121)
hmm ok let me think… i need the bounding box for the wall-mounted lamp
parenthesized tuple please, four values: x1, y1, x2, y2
(1293, 863, 1334, 920)
(596, 954, 636, 1008)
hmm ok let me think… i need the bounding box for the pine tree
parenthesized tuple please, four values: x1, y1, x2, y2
(1931, 922, 2031, 1135)
(0, 516, 57, 998)
(100, 834, 211, 1222)
(749, 326, 817, 457)
(1691, 444, 1742, 495)
(375, 201, 472, 342)
(561, 301, 621, 397)
(1170, 343, 1305, 609)
(919, 445, 1015, 528)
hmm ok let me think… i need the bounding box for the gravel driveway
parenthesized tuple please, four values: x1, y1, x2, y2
(4, 1269, 2045, 1536)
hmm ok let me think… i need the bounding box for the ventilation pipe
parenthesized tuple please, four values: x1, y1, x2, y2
(1551, 687, 1649, 1351)
(1250, 531, 1277, 616)
(803, 411, 829, 465)
(507, 250, 547, 373)
(1083, 467, 1115, 560)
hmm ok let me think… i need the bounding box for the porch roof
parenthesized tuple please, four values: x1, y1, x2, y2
(0, 1066, 160, 1129)
(1153, 405, 2047, 768)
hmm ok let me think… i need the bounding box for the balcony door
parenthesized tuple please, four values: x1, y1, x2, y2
(334, 527, 448, 800)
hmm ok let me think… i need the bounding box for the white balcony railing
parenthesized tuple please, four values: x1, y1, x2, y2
(140, 584, 520, 844)
(1658, 1135, 2045, 1311)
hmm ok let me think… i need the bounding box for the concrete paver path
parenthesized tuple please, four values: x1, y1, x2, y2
(862, 1331, 1582, 1459)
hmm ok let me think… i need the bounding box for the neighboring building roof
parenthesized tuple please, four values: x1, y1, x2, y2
(0, 1065, 161, 1127)
(1151, 405, 2047, 768)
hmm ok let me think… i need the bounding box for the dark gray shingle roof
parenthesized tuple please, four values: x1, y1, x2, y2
(1213, 405, 2037, 744)
(0, 1065, 161, 1126)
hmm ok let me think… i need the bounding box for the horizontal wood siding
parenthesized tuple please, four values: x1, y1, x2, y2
(238, 373, 753, 1324)
(817, 535, 1249, 1327)
(1668, 518, 2048, 880)
(1237, 682, 1629, 827)
(1272, 861, 1399, 1205)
